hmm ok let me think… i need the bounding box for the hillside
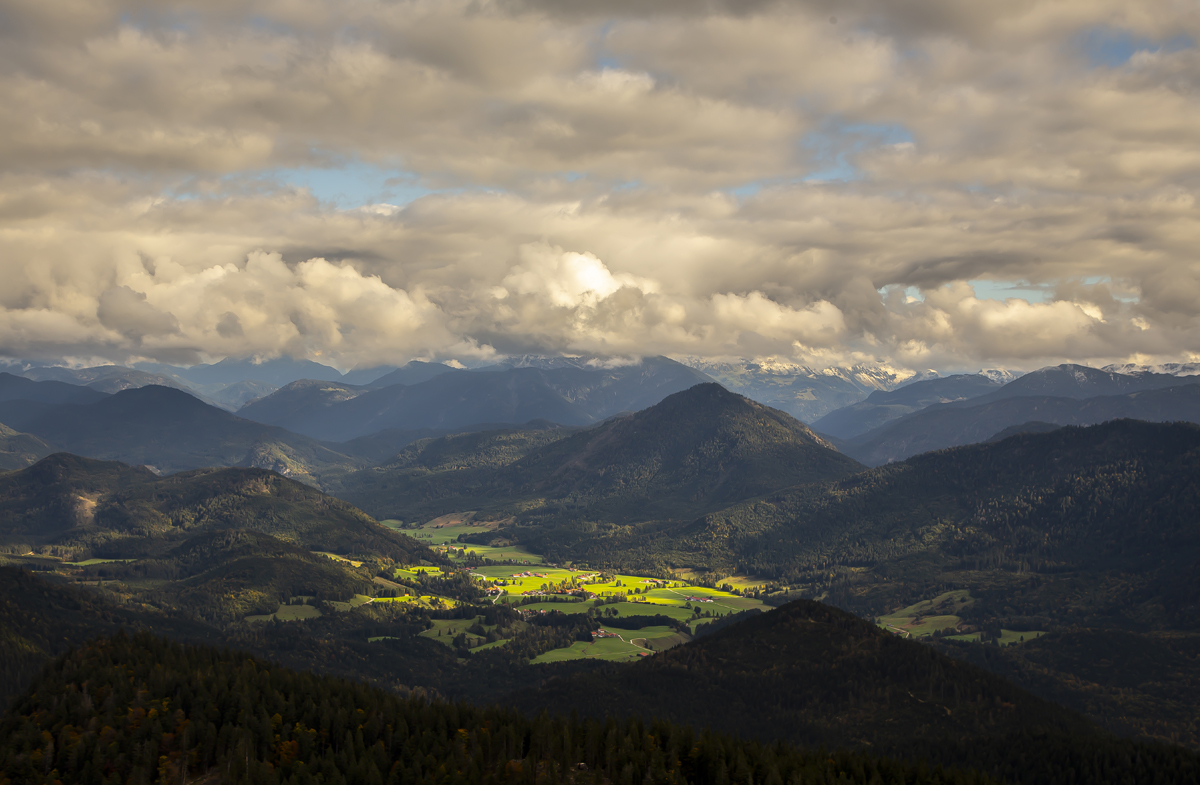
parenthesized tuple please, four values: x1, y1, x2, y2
(0, 385, 363, 484)
(0, 453, 436, 563)
(969, 363, 1195, 403)
(0, 372, 107, 406)
(813, 373, 1006, 439)
(841, 383, 1200, 465)
(151, 530, 379, 622)
(0, 424, 53, 471)
(672, 420, 1200, 626)
(364, 359, 456, 388)
(0, 631, 1021, 785)
(681, 360, 945, 422)
(516, 600, 1094, 749)
(337, 383, 863, 531)
(243, 356, 714, 441)
(237, 378, 368, 426)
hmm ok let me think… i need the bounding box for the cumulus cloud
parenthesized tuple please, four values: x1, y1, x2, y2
(0, 0, 1198, 371)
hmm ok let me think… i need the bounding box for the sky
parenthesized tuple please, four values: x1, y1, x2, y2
(1, 0, 1198, 373)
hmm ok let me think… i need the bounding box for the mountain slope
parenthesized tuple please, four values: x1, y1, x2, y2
(0, 372, 107, 406)
(237, 378, 367, 425)
(0, 424, 54, 471)
(0, 453, 436, 563)
(842, 383, 1200, 465)
(969, 363, 1193, 403)
(0, 385, 363, 483)
(677, 420, 1200, 627)
(362, 359, 456, 388)
(244, 356, 714, 441)
(680, 359, 928, 422)
(516, 599, 1095, 748)
(813, 373, 1007, 439)
(338, 384, 864, 552)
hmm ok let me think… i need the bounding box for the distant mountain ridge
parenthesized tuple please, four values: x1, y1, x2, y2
(0, 452, 434, 564)
(336, 383, 865, 561)
(837, 366, 1200, 465)
(240, 356, 713, 441)
(813, 372, 1008, 439)
(678, 358, 948, 423)
(0, 385, 364, 484)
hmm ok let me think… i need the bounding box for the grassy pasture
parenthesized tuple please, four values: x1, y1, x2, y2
(877, 590, 973, 638)
(394, 566, 444, 580)
(314, 552, 363, 567)
(406, 512, 495, 545)
(947, 629, 1047, 646)
(420, 618, 485, 647)
(371, 595, 458, 610)
(327, 594, 375, 612)
(245, 604, 322, 623)
(623, 625, 690, 651)
(64, 558, 136, 566)
(442, 544, 545, 564)
(531, 636, 653, 663)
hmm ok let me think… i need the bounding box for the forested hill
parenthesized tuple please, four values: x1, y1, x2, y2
(0, 631, 1005, 785)
(515, 599, 1200, 784)
(0, 453, 436, 564)
(0, 384, 363, 485)
(516, 599, 1095, 748)
(677, 420, 1200, 624)
(338, 382, 863, 523)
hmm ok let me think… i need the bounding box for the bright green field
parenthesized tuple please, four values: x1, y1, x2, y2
(372, 595, 458, 610)
(394, 566, 444, 580)
(531, 636, 654, 663)
(878, 590, 973, 638)
(65, 558, 135, 566)
(314, 552, 363, 567)
(406, 513, 494, 545)
(947, 629, 1047, 646)
(420, 618, 485, 647)
(327, 594, 375, 612)
(245, 604, 322, 623)
(443, 544, 545, 564)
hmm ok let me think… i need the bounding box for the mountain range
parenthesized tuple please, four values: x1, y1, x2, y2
(677, 358, 951, 422)
(334, 383, 862, 530)
(240, 355, 714, 441)
(0, 385, 364, 484)
(816, 364, 1200, 464)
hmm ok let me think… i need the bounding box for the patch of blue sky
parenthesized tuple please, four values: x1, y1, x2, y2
(801, 121, 914, 182)
(969, 280, 1051, 304)
(169, 162, 436, 209)
(1078, 26, 1194, 68)
(877, 285, 926, 303)
(268, 162, 433, 208)
(727, 182, 764, 199)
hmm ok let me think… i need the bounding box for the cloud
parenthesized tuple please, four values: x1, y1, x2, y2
(0, 0, 1198, 371)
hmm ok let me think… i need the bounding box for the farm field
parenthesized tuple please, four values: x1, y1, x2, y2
(440, 543, 545, 564)
(877, 590, 973, 638)
(372, 594, 458, 610)
(394, 566, 444, 580)
(406, 512, 496, 545)
(531, 636, 654, 663)
(314, 552, 363, 567)
(327, 594, 374, 611)
(947, 629, 1047, 646)
(245, 603, 322, 623)
(419, 615, 524, 649)
(64, 558, 135, 566)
